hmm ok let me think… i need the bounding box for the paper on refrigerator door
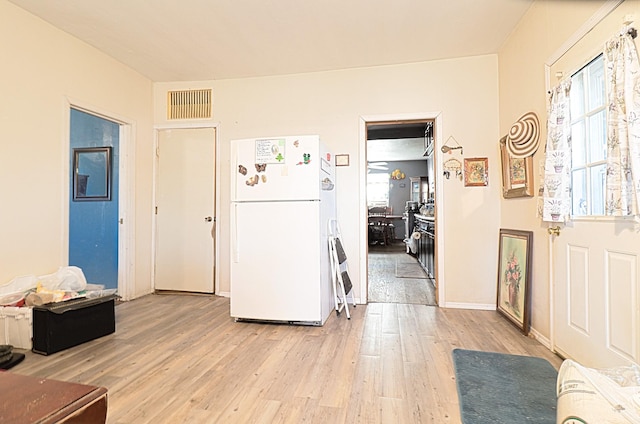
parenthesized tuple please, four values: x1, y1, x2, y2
(255, 138, 286, 164)
(232, 135, 322, 202)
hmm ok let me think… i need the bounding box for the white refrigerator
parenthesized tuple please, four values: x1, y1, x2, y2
(230, 135, 337, 325)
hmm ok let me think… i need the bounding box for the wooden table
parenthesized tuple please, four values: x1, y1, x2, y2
(368, 214, 403, 244)
(0, 371, 107, 423)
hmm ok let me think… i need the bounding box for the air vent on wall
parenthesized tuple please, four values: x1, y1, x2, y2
(167, 89, 212, 120)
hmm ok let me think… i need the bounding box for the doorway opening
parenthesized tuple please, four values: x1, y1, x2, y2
(67, 104, 134, 300)
(365, 119, 437, 305)
(69, 108, 120, 291)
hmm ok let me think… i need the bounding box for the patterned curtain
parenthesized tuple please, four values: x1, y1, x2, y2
(604, 29, 640, 216)
(541, 78, 572, 223)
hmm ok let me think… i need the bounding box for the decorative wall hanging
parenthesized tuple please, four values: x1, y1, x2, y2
(441, 135, 463, 155)
(390, 169, 405, 180)
(464, 157, 489, 187)
(500, 136, 533, 198)
(496, 228, 532, 335)
(505, 112, 540, 158)
(443, 158, 462, 180)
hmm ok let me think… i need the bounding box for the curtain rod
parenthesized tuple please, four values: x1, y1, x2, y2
(548, 26, 637, 94)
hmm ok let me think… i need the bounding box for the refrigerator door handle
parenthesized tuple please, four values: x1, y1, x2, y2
(232, 204, 239, 263)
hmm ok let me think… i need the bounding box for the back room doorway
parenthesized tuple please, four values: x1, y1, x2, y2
(365, 118, 438, 305)
(69, 108, 120, 289)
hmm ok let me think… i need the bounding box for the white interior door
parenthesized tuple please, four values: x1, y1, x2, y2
(155, 127, 216, 293)
(553, 220, 640, 368)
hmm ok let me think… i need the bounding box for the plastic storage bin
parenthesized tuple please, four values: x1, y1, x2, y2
(0, 306, 33, 349)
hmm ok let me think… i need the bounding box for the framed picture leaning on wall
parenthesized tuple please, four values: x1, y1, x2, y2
(500, 136, 533, 198)
(496, 228, 533, 335)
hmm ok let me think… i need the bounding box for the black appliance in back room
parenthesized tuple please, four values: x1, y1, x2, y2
(403, 171, 436, 278)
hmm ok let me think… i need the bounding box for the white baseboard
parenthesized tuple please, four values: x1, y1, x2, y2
(528, 327, 552, 350)
(127, 288, 154, 301)
(441, 302, 496, 311)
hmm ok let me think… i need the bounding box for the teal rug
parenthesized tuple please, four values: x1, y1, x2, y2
(452, 349, 558, 424)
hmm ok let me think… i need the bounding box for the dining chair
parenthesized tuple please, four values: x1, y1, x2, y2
(368, 206, 390, 245)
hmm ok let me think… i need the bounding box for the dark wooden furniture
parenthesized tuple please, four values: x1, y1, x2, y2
(368, 206, 395, 245)
(414, 214, 435, 278)
(0, 371, 107, 423)
(410, 176, 429, 204)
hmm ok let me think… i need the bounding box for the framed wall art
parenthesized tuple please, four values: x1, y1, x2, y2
(335, 154, 350, 166)
(496, 228, 532, 335)
(463, 157, 488, 186)
(72, 146, 112, 201)
(500, 136, 533, 198)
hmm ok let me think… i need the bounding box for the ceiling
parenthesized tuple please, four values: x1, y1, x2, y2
(368, 122, 429, 140)
(367, 121, 432, 162)
(367, 137, 427, 162)
(8, 0, 533, 82)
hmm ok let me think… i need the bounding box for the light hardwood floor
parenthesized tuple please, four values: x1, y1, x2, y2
(368, 242, 436, 305)
(11, 294, 563, 423)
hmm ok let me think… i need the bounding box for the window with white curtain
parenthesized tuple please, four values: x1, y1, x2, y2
(367, 173, 390, 207)
(570, 54, 606, 216)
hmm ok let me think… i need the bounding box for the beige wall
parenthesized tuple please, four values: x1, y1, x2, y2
(498, 0, 640, 342)
(156, 55, 503, 307)
(0, 1, 155, 298)
(3, 0, 504, 308)
(15, 0, 623, 337)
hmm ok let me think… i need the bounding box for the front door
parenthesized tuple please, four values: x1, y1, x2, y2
(155, 127, 216, 293)
(69, 109, 120, 289)
(550, 51, 640, 368)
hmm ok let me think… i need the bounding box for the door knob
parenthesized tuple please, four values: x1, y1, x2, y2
(205, 216, 213, 222)
(547, 226, 561, 236)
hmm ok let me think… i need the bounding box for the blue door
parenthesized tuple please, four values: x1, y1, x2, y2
(69, 109, 119, 289)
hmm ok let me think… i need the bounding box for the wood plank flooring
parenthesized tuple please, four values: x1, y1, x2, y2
(368, 242, 436, 305)
(10, 294, 563, 423)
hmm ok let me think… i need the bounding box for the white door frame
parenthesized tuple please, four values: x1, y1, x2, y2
(152, 123, 220, 294)
(62, 97, 136, 300)
(359, 112, 444, 305)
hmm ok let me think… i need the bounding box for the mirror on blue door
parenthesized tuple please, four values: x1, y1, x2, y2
(72, 147, 112, 201)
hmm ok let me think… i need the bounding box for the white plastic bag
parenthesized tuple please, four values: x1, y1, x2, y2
(557, 359, 640, 423)
(37, 266, 87, 292)
(0, 275, 37, 296)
